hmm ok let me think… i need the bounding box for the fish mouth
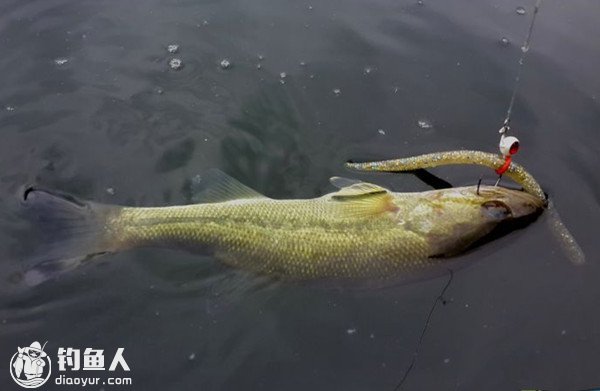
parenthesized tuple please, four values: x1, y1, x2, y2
(475, 185, 546, 219)
(463, 186, 545, 253)
(498, 188, 546, 219)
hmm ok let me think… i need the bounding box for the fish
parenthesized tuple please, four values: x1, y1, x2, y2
(19, 151, 546, 285)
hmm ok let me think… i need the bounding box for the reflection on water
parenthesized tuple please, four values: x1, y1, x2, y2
(222, 87, 318, 197)
(1, 0, 599, 389)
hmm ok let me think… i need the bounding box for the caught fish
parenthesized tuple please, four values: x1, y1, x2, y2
(19, 150, 549, 285)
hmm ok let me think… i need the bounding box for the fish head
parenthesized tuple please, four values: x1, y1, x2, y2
(411, 185, 546, 257)
(472, 185, 546, 221)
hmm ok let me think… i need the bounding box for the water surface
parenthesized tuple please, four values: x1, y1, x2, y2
(1, 0, 599, 389)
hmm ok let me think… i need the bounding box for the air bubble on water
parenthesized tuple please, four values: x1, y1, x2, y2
(54, 57, 69, 66)
(169, 58, 183, 70)
(332, 88, 341, 96)
(167, 44, 179, 54)
(258, 54, 264, 61)
(521, 45, 529, 53)
(220, 59, 231, 69)
(346, 328, 357, 335)
(202, 20, 209, 26)
(516, 6, 526, 15)
(500, 37, 510, 46)
(156, 87, 164, 95)
(256, 63, 262, 70)
(369, 333, 375, 339)
(309, 74, 315, 79)
(5, 105, 15, 111)
(308, 5, 313, 10)
(443, 358, 451, 364)
(417, 0, 424, 5)
(280, 72, 287, 79)
(378, 129, 386, 135)
(363, 66, 373, 75)
(417, 119, 433, 129)
(188, 353, 196, 361)
(106, 187, 115, 195)
(299, 61, 306, 67)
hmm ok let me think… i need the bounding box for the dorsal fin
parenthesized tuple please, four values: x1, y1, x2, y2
(331, 181, 388, 199)
(190, 169, 268, 203)
(330, 181, 398, 217)
(329, 176, 362, 189)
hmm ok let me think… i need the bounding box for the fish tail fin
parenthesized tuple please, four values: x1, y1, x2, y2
(19, 187, 121, 286)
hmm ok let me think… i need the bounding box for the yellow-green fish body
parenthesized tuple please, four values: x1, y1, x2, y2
(98, 179, 541, 280)
(21, 151, 546, 284)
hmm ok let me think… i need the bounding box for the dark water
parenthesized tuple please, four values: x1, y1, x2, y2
(1, 0, 599, 389)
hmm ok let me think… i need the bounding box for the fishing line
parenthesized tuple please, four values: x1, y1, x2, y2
(393, 269, 453, 391)
(493, 0, 542, 183)
(500, 0, 543, 134)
